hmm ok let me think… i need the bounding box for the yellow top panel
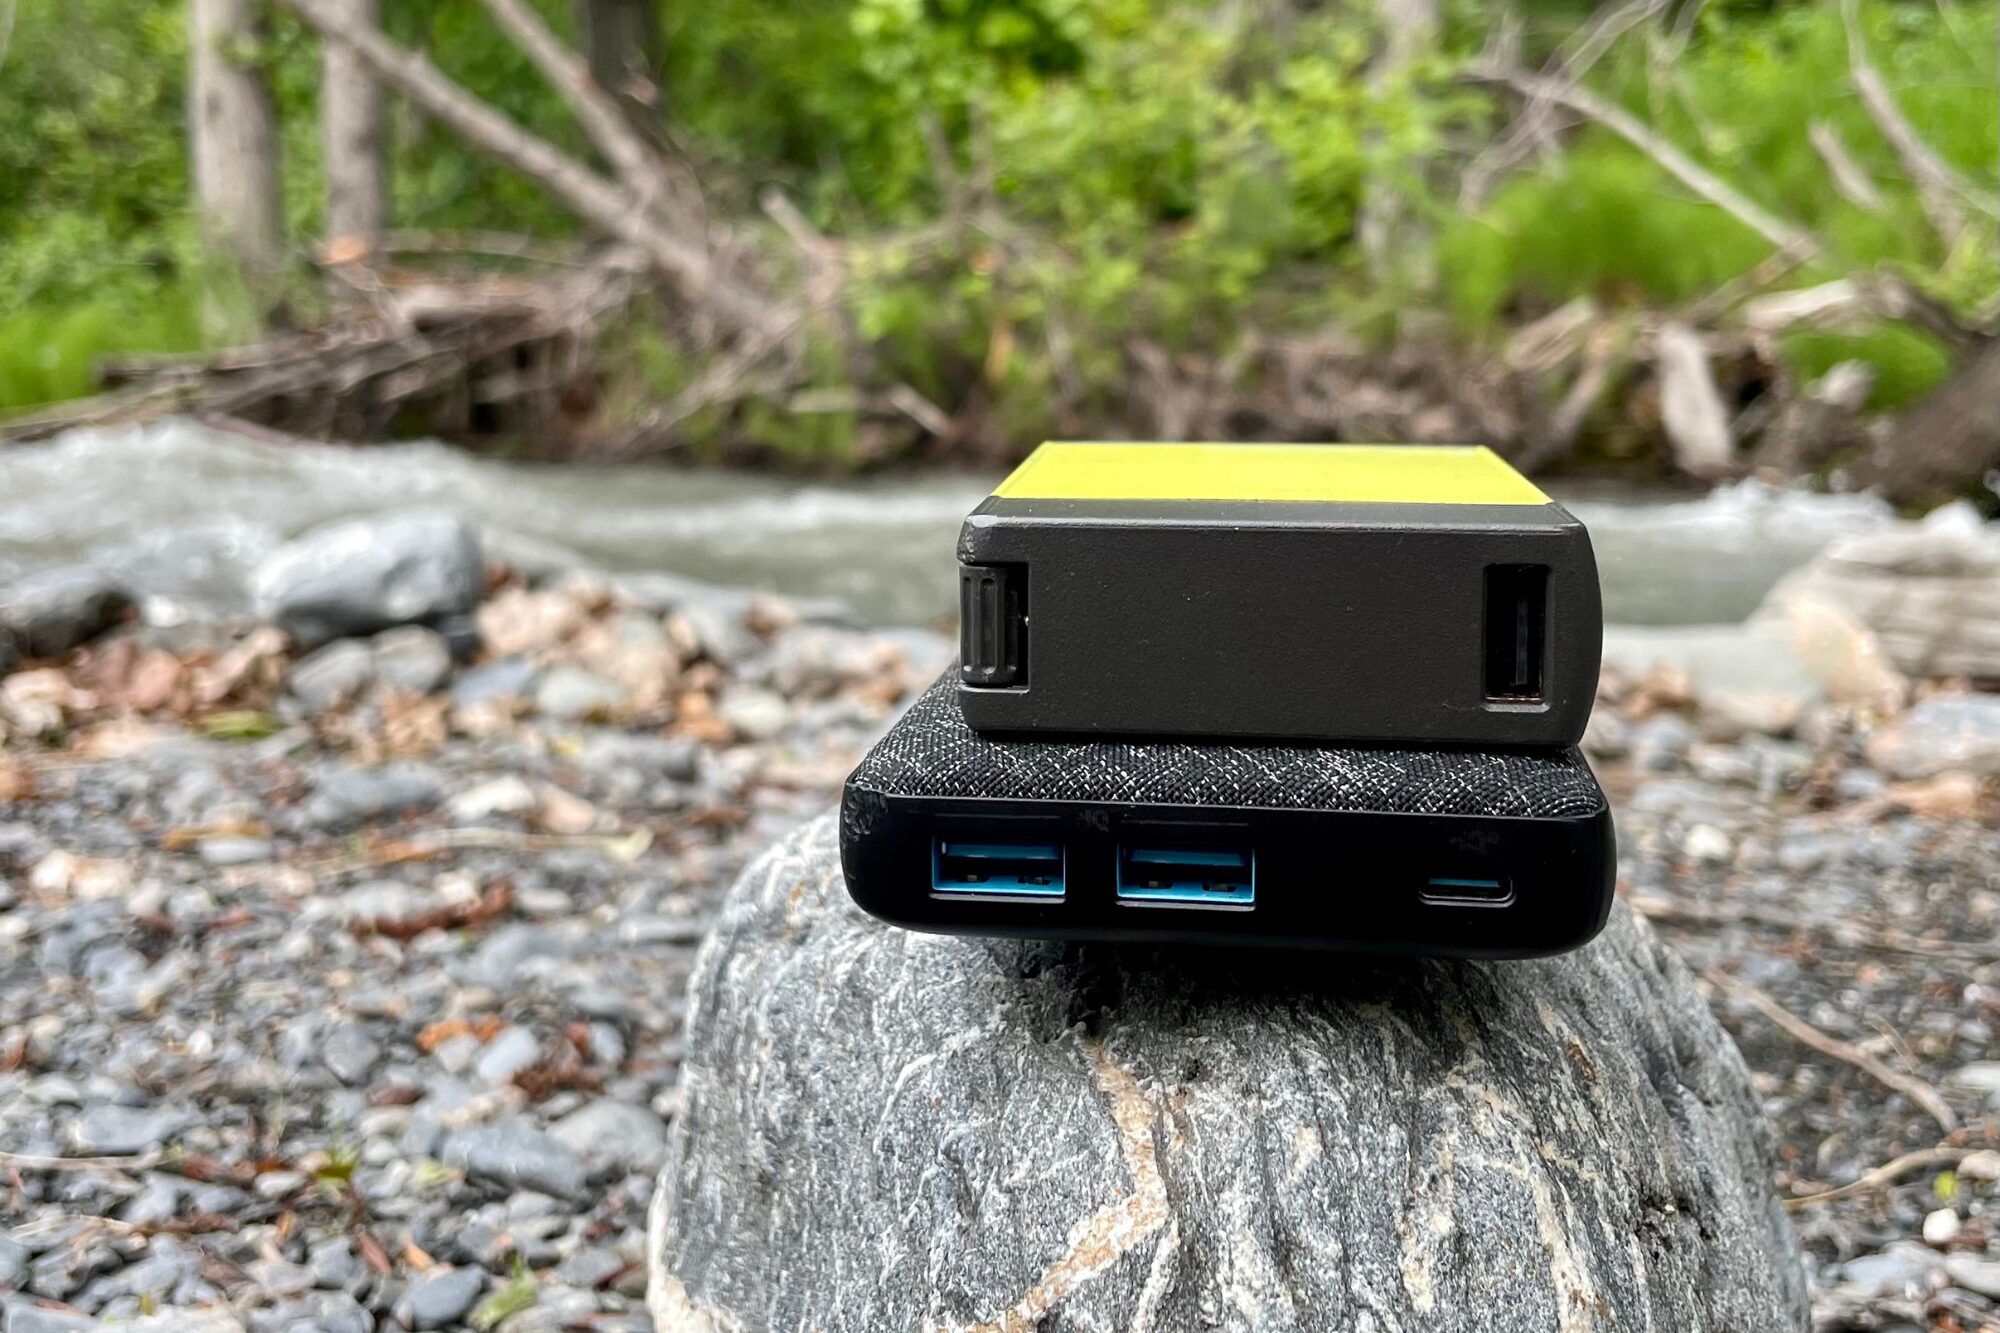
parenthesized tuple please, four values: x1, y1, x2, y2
(992, 443, 1548, 506)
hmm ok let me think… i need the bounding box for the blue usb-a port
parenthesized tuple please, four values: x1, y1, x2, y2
(1117, 846, 1255, 909)
(932, 839, 1065, 899)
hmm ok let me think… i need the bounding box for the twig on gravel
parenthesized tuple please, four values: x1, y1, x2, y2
(1632, 893, 2000, 963)
(304, 826, 654, 877)
(0, 1149, 164, 1173)
(1783, 1144, 1973, 1210)
(1705, 968, 1959, 1132)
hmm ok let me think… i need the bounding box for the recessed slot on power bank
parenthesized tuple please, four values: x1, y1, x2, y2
(959, 563, 1027, 688)
(932, 839, 1064, 899)
(1420, 875, 1515, 908)
(1484, 564, 1548, 702)
(1117, 846, 1255, 908)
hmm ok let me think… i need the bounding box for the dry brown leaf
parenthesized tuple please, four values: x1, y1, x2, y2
(192, 627, 288, 708)
(380, 694, 450, 756)
(352, 880, 513, 941)
(1, 669, 95, 737)
(355, 1229, 393, 1277)
(0, 757, 36, 804)
(670, 690, 732, 745)
(1883, 771, 1988, 822)
(127, 650, 187, 712)
(416, 1015, 507, 1053)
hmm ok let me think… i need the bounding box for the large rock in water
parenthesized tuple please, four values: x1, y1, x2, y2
(0, 566, 131, 658)
(253, 510, 483, 650)
(1758, 503, 2000, 681)
(649, 816, 1807, 1331)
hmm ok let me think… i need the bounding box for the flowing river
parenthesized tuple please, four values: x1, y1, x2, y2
(0, 418, 1902, 633)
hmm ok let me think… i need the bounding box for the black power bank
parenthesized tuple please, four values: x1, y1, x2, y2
(841, 674, 1616, 958)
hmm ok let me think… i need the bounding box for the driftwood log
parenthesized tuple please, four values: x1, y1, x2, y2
(648, 815, 1808, 1331)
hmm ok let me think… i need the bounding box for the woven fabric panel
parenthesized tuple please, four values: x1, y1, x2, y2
(848, 673, 1605, 818)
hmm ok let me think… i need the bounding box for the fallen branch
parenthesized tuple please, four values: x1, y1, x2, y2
(1705, 968, 1958, 1132)
(276, 0, 779, 336)
(1783, 1144, 1972, 1210)
(2, 259, 639, 444)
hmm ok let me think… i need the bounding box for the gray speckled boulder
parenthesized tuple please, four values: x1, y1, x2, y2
(649, 816, 1806, 1333)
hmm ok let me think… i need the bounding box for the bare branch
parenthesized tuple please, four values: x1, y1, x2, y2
(1470, 62, 1819, 256)
(1808, 120, 1886, 212)
(474, 0, 703, 234)
(1842, 0, 1999, 243)
(1460, 0, 1670, 209)
(275, 0, 778, 335)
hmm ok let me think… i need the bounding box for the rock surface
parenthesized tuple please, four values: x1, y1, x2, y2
(1865, 693, 2000, 779)
(0, 567, 130, 659)
(253, 510, 483, 649)
(649, 817, 1808, 1332)
(1759, 503, 2000, 681)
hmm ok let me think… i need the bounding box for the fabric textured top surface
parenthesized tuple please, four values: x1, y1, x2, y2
(848, 673, 1604, 818)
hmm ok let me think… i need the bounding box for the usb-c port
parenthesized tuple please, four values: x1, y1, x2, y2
(1420, 876, 1514, 908)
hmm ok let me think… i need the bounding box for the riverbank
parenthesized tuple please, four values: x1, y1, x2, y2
(1, 507, 1998, 1330)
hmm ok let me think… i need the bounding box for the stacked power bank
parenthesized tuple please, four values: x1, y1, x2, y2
(840, 443, 1615, 958)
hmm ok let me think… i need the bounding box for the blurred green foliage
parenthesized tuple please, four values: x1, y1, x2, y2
(0, 0, 1992, 446)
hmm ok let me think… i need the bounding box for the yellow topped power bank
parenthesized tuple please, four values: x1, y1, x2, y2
(956, 441, 1601, 747)
(993, 442, 1550, 506)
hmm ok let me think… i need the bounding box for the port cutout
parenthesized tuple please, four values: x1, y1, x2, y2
(1483, 564, 1548, 702)
(1420, 875, 1515, 908)
(933, 839, 1064, 899)
(959, 564, 1027, 688)
(1118, 846, 1255, 909)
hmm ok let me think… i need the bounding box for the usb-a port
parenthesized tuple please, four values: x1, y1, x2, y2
(932, 839, 1065, 899)
(1117, 846, 1255, 909)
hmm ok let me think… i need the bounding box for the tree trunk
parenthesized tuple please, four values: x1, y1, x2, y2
(572, 0, 661, 137)
(321, 0, 388, 252)
(649, 815, 1810, 1331)
(1357, 0, 1439, 286)
(1872, 337, 2000, 510)
(189, 0, 285, 332)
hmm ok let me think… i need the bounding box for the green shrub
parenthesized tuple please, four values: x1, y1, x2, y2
(0, 0, 1992, 460)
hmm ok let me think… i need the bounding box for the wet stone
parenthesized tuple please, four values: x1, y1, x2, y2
(369, 626, 453, 696)
(306, 765, 442, 830)
(254, 511, 483, 650)
(67, 1104, 191, 1155)
(396, 1266, 486, 1330)
(442, 1121, 588, 1200)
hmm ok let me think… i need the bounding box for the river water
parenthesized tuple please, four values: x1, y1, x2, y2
(0, 418, 1901, 632)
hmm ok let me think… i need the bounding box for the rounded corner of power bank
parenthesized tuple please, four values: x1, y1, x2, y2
(837, 810, 915, 927)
